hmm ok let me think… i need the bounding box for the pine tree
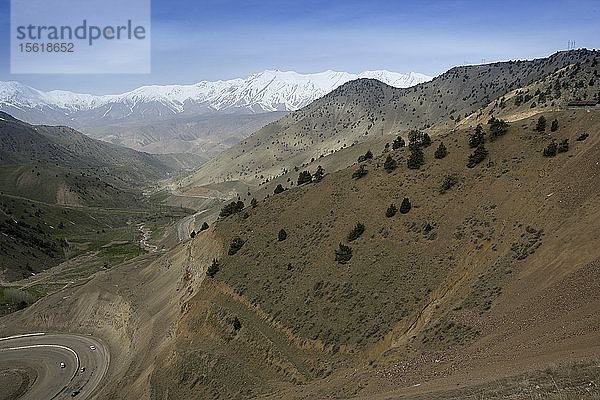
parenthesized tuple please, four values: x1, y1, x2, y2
(488, 117, 508, 139)
(274, 184, 285, 194)
(467, 144, 488, 168)
(399, 197, 411, 214)
(347, 222, 365, 242)
(557, 138, 569, 153)
(536, 116, 547, 132)
(313, 165, 324, 182)
(440, 175, 458, 193)
(335, 243, 353, 264)
(200, 222, 209, 231)
(297, 171, 312, 185)
(422, 133, 432, 147)
(278, 228, 287, 241)
(392, 136, 405, 150)
(358, 150, 373, 162)
(386, 203, 397, 217)
(551, 119, 559, 132)
(407, 146, 425, 169)
(220, 201, 245, 218)
(543, 141, 557, 157)
(206, 258, 220, 278)
(434, 142, 448, 159)
(384, 155, 397, 172)
(228, 237, 245, 255)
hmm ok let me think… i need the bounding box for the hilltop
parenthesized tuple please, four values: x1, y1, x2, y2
(179, 49, 598, 191)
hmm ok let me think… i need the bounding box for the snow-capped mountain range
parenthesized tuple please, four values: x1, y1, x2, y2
(0, 70, 431, 128)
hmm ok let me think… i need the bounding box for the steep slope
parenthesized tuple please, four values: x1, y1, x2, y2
(461, 55, 600, 126)
(0, 113, 194, 281)
(179, 49, 599, 190)
(0, 112, 197, 186)
(154, 108, 600, 399)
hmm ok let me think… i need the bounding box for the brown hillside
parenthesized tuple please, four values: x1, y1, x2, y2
(146, 108, 600, 399)
(179, 50, 598, 191)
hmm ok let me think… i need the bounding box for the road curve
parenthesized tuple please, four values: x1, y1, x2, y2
(0, 333, 109, 400)
(176, 209, 209, 242)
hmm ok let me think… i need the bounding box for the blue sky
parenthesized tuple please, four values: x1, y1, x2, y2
(1, 0, 599, 94)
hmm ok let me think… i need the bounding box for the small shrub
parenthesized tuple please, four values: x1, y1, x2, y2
(335, 243, 353, 264)
(440, 175, 458, 193)
(467, 144, 488, 168)
(357, 151, 373, 162)
(514, 95, 523, 106)
(557, 138, 569, 153)
(228, 237, 245, 255)
(347, 222, 365, 242)
(200, 222, 209, 231)
(233, 317, 242, 331)
(206, 258, 220, 277)
(352, 165, 368, 179)
(274, 184, 285, 194)
(576, 133, 589, 141)
(434, 142, 448, 159)
(535, 116, 547, 132)
(386, 204, 397, 217)
(543, 142, 557, 157)
(550, 119, 559, 132)
(400, 197, 411, 214)
(384, 155, 397, 172)
(297, 171, 312, 185)
(278, 229, 287, 242)
(250, 198, 258, 208)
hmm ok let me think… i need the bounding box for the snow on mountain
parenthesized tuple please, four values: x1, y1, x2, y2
(0, 69, 432, 127)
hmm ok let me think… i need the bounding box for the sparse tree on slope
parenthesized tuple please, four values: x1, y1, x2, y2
(434, 142, 448, 159)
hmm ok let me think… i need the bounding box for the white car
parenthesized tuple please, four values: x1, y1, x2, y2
(89, 345, 96, 350)
(60, 362, 65, 368)
(80, 366, 86, 373)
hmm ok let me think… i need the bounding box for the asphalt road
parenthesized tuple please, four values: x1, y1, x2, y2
(176, 210, 208, 241)
(0, 333, 109, 400)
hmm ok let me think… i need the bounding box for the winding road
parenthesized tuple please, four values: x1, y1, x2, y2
(0, 333, 109, 400)
(176, 209, 208, 241)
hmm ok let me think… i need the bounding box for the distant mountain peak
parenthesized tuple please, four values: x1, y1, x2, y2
(0, 69, 432, 127)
